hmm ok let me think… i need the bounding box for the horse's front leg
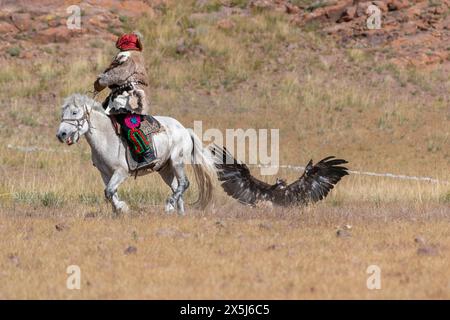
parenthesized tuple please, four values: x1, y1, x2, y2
(102, 169, 129, 215)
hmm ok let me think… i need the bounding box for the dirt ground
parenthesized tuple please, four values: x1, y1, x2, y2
(0, 201, 448, 299)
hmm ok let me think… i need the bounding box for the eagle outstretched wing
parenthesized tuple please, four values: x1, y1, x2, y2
(211, 145, 275, 205)
(211, 145, 349, 206)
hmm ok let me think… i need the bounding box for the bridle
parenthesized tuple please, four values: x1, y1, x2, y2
(61, 103, 93, 134)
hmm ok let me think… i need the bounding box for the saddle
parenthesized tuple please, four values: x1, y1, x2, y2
(110, 114, 163, 173)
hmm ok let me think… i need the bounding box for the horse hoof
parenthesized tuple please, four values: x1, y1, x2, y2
(114, 202, 129, 215)
(164, 201, 175, 213)
(165, 205, 175, 213)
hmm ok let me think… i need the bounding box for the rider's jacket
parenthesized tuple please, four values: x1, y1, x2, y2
(94, 50, 150, 115)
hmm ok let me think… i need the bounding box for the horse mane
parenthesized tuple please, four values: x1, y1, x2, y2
(62, 93, 105, 114)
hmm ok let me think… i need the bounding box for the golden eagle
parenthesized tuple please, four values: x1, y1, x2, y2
(211, 145, 349, 207)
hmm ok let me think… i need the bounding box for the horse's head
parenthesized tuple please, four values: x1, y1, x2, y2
(56, 94, 93, 145)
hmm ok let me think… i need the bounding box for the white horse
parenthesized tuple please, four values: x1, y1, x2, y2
(56, 93, 216, 215)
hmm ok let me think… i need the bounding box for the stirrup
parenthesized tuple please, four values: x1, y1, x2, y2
(135, 158, 158, 171)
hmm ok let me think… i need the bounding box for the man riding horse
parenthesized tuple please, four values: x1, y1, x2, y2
(94, 32, 157, 170)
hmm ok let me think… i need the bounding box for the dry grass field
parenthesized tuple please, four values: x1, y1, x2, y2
(0, 0, 449, 299)
(0, 203, 449, 299)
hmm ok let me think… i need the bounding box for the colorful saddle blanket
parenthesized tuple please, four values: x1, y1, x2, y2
(113, 114, 162, 172)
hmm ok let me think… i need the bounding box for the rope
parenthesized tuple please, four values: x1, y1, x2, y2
(253, 164, 450, 185)
(0, 193, 12, 197)
(5, 144, 449, 185)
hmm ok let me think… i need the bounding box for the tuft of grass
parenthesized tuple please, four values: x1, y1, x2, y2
(79, 193, 102, 205)
(119, 15, 129, 24)
(7, 46, 21, 57)
(440, 191, 450, 204)
(107, 24, 122, 36)
(119, 188, 166, 208)
(13, 191, 64, 208)
(306, 0, 336, 11)
(13, 191, 38, 205)
(347, 49, 369, 63)
(40, 192, 64, 207)
(302, 20, 321, 32)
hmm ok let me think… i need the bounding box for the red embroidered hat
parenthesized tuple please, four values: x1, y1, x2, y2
(116, 33, 143, 51)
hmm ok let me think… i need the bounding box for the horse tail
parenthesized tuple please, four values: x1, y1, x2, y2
(188, 128, 216, 210)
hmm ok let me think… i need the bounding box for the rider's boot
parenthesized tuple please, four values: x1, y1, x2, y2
(135, 148, 158, 170)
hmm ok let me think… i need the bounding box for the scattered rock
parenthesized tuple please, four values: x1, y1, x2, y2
(336, 229, 352, 238)
(306, 0, 450, 67)
(124, 246, 137, 255)
(388, 0, 410, 11)
(414, 235, 439, 256)
(414, 235, 426, 245)
(0, 21, 17, 34)
(10, 13, 31, 31)
(36, 26, 79, 44)
(215, 220, 226, 228)
(7, 253, 20, 267)
(285, 3, 300, 14)
(258, 222, 272, 230)
(55, 223, 68, 231)
(338, 6, 356, 23)
(304, 0, 353, 24)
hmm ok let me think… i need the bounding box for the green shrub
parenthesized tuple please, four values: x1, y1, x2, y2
(7, 47, 21, 57)
(40, 192, 64, 207)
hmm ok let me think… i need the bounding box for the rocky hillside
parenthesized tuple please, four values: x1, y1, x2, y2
(250, 0, 449, 66)
(1, 0, 449, 67)
(0, 0, 159, 59)
(295, 0, 450, 66)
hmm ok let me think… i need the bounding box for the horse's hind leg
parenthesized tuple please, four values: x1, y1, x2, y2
(159, 160, 189, 215)
(171, 162, 190, 215)
(158, 164, 178, 214)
